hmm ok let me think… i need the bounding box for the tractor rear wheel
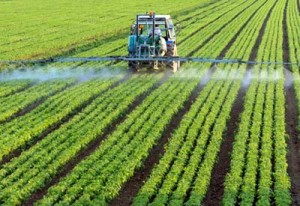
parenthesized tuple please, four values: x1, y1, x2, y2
(128, 61, 139, 72)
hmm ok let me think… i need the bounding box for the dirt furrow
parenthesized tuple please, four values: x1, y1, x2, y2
(283, 0, 300, 204)
(0, 83, 74, 125)
(217, 0, 268, 59)
(202, 1, 278, 204)
(0, 74, 131, 166)
(23, 72, 170, 206)
(109, 68, 215, 206)
(202, 82, 246, 206)
(187, 0, 258, 57)
(178, 0, 244, 46)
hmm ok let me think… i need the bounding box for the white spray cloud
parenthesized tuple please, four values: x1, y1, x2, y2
(0, 66, 126, 82)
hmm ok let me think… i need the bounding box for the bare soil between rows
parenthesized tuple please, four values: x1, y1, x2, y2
(284, 71, 300, 206)
(109, 68, 215, 206)
(23, 72, 168, 206)
(202, 83, 246, 206)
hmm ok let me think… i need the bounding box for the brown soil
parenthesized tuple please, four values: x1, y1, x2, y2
(284, 73, 300, 206)
(109, 68, 215, 206)
(187, 1, 257, 57)
(248, 1, 277, 63)
(202, 1, 277, 204)
(1, 76, 128, 166)
(218, 0, 268, 59)
(1, 82, 34, 98)
(178, 0, 242, 46)
(0, 82, 72, 125)
(282, 1, 300, 203)
(23, 73, 169, 206)
(202, 82, 246, 206)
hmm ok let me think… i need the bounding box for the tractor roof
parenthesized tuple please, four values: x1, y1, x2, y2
(137, 14, 171, 20)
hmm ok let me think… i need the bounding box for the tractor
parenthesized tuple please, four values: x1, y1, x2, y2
(127, 12, 181, 72)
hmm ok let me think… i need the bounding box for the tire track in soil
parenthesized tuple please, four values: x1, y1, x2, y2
(23, 72, 172, 206)
(0, 74, 131, 166)
(283, 0, 300, 204)
(202, 1, 277, 204)
(108, 67, 217, 206)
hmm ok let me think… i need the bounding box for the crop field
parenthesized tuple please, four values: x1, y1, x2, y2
(0, 0, 300, 205)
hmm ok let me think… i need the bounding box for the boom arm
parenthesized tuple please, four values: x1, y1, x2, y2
(0, 56, 299, 66)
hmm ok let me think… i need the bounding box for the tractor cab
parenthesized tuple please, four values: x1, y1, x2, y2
(128, 12, 180, 72)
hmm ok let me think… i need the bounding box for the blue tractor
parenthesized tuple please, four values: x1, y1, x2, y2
(128, 12, 180, 72)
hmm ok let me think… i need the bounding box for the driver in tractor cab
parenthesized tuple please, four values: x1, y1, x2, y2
(148, 24, 167, 56)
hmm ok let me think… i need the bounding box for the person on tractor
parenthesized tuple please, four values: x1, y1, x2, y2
(148, 24, 166, 56)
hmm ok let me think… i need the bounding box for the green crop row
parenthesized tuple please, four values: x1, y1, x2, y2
(0, 74, 160, 205)
(36, 69, 207, 205)
(0, 80, 32, 97)
(223, 0, 291, 204)
(0, 0, 217, 60)
(0, 79, 74, 123)
(132, 72, 226, 205)
(0, 77, 118, 162)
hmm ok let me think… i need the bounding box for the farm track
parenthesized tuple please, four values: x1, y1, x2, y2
(0, 74, 131, 166)
(24, 72, 171, 206)
(283, 1, 300, 204)
(109, 67, 216, 206)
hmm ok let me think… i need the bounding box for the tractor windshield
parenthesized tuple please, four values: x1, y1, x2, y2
(136, 17, 167, 37)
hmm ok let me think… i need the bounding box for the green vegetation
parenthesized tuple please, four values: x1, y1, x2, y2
(0, 0, 298, 205)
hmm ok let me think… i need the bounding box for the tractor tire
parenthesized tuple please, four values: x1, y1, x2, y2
(128, 61, 139, 72)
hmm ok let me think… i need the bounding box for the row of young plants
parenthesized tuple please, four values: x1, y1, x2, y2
(36, 69, 207, 205)
(0, 0, 213, 60)
(0, 77, 118, 162)
(0, 74, 161, 205)
(132, 0, 279, 204)
(132, 67, 237, 206)
(179, 0, 260, 56)
(222, 68, 286, 206)
(0, 79, 74, 123)
(0, 80, 32, 97)
(223, 0, 291, 204)
(287, 0, 300, 122)
(182, 0, 281, 201)
(222, 67, 260, 205)
(73, 0, 237, 58)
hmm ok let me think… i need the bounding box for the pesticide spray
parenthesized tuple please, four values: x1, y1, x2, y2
(0, 66, 127, 82)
